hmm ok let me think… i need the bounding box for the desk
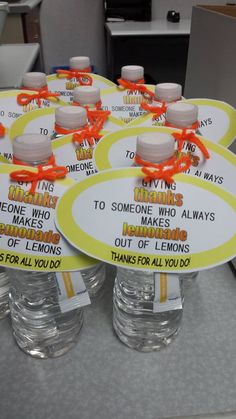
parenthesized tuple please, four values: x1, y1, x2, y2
(7, 0, 42, 14)
(105, 19, 191, 86)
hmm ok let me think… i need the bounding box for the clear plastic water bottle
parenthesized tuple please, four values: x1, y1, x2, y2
(154, 82, 182, 104)
(22, 72, 48, 90)
(51, 115, 106, 296)
(165, 101, 199, 130)
(121, 65, 144, 83)
(165, 102, 199, 284)
(69, 56, 91, 72)
(73, 86, 101, 109)
(51, 105, 87, 140)
(0, 268, 10, 319)
(113, 133, 184, 351)
(7, 134, 91, 358)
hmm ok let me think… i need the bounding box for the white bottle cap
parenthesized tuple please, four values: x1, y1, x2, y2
(121, 65, 144, 81)
(136, 132, 175, 163)
(69, 56, 90, 70)
(73, 86, 100, 105)
(55, 106, 87, 129)
(166, 102, 198, 127)
(155, 83, 182, 103)
(13, 134, 52, 163)
(22, 72, 47, 89)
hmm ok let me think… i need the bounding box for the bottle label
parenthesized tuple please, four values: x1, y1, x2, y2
(100, 85, 155, 124)
(56, 271, 90, 312)
(46, 74, 116, 104)
(0, 164, 98, 272)
(55, 167, 236, 273)
(0, 90, 65, 130)
(93, 126, 236, 198)
(153, 273, 182, 312)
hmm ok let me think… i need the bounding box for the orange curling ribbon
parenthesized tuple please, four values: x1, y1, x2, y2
(141, 102, 167, 120)
(165, 121, 199, 131)
(11, 154, 68, 194)
(54, 123, 89, 135)
(117, 78, 155, 99)
(72, 99, 110, 129)
(0, 123, 5, 137)
(87, 109, 111, 129)
(56, 69, 93, 86)
(17, 90, 60, 107)
(72, 124, 102, 147)
(171, 129, 210, 160)
(135, 153, 192, 184)
(69, 67, 92, 73)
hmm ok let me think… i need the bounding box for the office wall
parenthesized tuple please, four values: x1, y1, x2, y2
(40, 0, 106, 74)
(152, 0, 227, 19)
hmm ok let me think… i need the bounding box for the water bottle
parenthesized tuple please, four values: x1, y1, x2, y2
(0, 268, 10, 319)
(22, 72, 48, 91)
(113, 132, 184, 351)
(165, 102, 199, 284)
(7, 134, 85, 358)
(165, 101, 199, 130)
(73, 86, 101, 109)
(154, 82, 182, 104)
(120, 65, 145, 84)
(69, 56, 91, 72)
(51, 105, 87, 140)
(51, 112, 106, 296)
(142, 82, 182, 124)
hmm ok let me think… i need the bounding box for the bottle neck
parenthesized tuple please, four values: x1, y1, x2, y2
(165, 120, 198, 130)
(21, 85, 48, 92)
(135, 153, 174, 167)
(13, 154, 55, 167)
(54, 122, 87, 135)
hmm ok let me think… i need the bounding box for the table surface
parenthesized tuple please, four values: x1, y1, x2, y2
(8, 0, 42, 13)
(1, 263, 236, 419)
(0, 43, 40, 89)
(105, 19, 191, 36)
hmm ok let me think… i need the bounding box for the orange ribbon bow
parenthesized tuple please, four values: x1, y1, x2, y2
(141, 102, 167, 120)
(171, 129, 210, 160)
(73, 99, 110, 127)
(54, 123, 88, 136)
(56, 69, 93, 86)
(87, 109, 111, 130)
(72, 123, 103, 147)
(135, 154, 192, 184)
(69, 67, 92, 73)
(11, 154, 68, 194)
(17, 90, 60, 107)
(117, 78, 155, 99)
(0, 123, 5, 137)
